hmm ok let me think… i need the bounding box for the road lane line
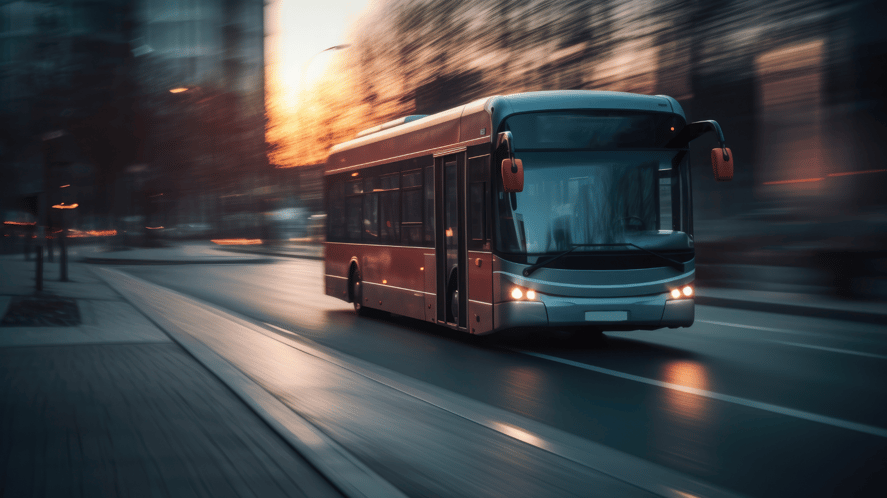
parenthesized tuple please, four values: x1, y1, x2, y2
(770, 340, 887, 360)
(516, 350, 887, 438)
(696, 319, 808, 335)
(261, 324, 745, 498)
(696, 318, 886, 346)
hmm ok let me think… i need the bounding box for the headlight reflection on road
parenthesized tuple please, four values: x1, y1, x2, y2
(490, 422, 550, 451)
(662, 360, 711, 421)
(655, 360, 716, 475)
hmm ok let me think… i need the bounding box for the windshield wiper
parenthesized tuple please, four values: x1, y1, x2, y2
(522, 243, 687, 277)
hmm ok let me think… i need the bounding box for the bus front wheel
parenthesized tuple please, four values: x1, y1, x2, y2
(447, 272, 459, 324)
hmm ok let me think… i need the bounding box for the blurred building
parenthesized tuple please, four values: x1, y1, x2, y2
(0, 0, 266, 237)
(349, 0, 886, 225)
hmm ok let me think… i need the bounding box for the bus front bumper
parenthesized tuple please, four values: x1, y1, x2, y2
(494, 293, 694, 331)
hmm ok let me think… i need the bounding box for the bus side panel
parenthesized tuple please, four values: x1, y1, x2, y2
(372, 246, 426, 321)
(459, 106, 492, 143)
(424, 253, 436, 322)
(468, 251, 493, 334)
(333, 115, 461, 170)
(328, 243, 427, 320)
(324, 242, 350, 301)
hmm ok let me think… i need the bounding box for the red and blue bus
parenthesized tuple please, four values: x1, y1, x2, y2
(324, 90, 733, 335)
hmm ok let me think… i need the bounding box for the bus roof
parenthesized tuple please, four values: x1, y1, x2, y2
(326, 90, 685, 174)
(489, 91, 685, 126)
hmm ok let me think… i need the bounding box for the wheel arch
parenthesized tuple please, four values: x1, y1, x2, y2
(347, 257, 360, 303)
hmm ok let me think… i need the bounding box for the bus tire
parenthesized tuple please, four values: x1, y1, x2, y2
(447, 270, 459, 324)
(350, 266, 369, 316)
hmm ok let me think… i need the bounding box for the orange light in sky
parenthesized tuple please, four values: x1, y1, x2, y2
(169, 87, 188, 94)
(52, 203, 79, 209)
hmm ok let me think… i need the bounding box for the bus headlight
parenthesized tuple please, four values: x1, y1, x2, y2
(670, 289, 681, 299)
(526, 289, 536, 300)
(682, 285, 693, 297)
(511, 288, 523, 299)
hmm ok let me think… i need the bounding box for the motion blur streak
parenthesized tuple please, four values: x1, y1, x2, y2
(827, 169, 887, 177)
(210, 239, 263, 245)
(762, 178, 824, 185)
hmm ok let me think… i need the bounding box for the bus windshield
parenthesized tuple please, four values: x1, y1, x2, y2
(503, 110, 684, 150)
(494, 150, 692, 266)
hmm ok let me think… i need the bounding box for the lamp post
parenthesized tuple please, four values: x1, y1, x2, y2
(52, 201, 77, 282)
(169, 86, 218, 237)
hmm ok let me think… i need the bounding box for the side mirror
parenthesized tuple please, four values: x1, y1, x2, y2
(497, 131, 524, 192)
(666, 120, 736, 182)
(711, 147, 733, 181)
(501, 158, 524, 192)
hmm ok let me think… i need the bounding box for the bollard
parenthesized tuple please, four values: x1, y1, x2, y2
(60, 230, 68, 282)
(36, 244, 43, 291)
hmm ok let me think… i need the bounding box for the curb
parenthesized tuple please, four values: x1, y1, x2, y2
(93, 267, 407, 498)
(694, 295, 887, 326)
(215, 246, 323, 261)
(81, 257, 274, 265)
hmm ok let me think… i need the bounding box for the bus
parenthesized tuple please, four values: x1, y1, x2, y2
(324, 90, 733, 335)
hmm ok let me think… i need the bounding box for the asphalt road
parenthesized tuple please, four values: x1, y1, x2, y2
(123, 259, 887, 498)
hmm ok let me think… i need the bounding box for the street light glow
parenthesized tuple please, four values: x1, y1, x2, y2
(52, 203, 78, 209)
(169, 87, 189, 93)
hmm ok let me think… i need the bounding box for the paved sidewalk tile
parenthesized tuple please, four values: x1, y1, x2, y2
(0, 256, 342, 498)
(0, 342, 342, 498)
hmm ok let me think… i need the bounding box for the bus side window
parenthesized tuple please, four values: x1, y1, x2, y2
(401, 169, 423, 246)
(363, 175, 379, 243)
(380, 173, 400, 244)
(424, 166, 434, 246)
(328, 180, 345, 242)
(346, 178, 363, 242)
(468, 156, 489, 250)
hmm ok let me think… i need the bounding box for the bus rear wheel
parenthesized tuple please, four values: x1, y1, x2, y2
(351, 268, 369, 316)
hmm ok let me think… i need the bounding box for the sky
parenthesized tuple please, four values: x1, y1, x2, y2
(265, 0, 375, 112)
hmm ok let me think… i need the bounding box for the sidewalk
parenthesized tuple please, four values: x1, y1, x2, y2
(214, 241, 322, 261)
(72, 241, 275, 265)
(0, 255, 343, 497)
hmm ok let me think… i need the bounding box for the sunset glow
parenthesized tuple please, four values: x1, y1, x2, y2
(265, 0, 372, 168)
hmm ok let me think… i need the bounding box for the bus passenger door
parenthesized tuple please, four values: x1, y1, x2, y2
(435, 152, 467, 329)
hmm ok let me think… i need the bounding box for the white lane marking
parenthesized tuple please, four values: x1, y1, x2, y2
(696, 318, 886, 349)
(516, 350, 887, 439)
(263, 325, 744, 498)
(770, 341, 887, 360)
(696, 319, 804, 335)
